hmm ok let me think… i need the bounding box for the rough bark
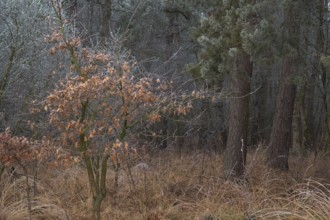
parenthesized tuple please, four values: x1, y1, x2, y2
(304, 0, 325, 151)
(223, 52, 252, 178)
(267, 58, 297, 170)
(266, 0, 300, 170)
(305, 49, 318, 151)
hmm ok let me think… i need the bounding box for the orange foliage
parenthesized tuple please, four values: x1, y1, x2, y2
(43, 6, 197, 165)
(0, 129, 53, 167)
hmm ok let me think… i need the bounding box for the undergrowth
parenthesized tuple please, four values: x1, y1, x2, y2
(1, 148, 330, 220)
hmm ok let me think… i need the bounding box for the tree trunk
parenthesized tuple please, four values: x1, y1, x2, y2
(315, 0, 330, 151)
(84, 154, 107, 220)
(305, 48, 318, 151)
(0, 163, 5, 184)
(87, 0, 94, 38)
(305, 0, 325, 152)
(266, 0, 300, 170)
(100, 0, 112, 40)
(92, 195, 104, 220)
(267, 58, 297, 170)
(223, 52, 252, 178)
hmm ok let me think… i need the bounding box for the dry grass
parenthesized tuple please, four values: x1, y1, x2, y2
(0, 173, 69, 219)
(1, 148, 330, 219)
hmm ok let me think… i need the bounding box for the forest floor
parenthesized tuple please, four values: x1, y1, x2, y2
(1, 147, 330, 220)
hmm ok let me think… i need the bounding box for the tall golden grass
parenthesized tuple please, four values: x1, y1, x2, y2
(1, 148, 330, 219)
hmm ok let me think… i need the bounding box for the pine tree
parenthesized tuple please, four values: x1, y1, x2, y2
(195, 0, 276, 178)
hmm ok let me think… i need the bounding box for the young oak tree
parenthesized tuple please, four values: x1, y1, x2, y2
(44, 1, 191, 219)
(0, 128, 56, 220)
